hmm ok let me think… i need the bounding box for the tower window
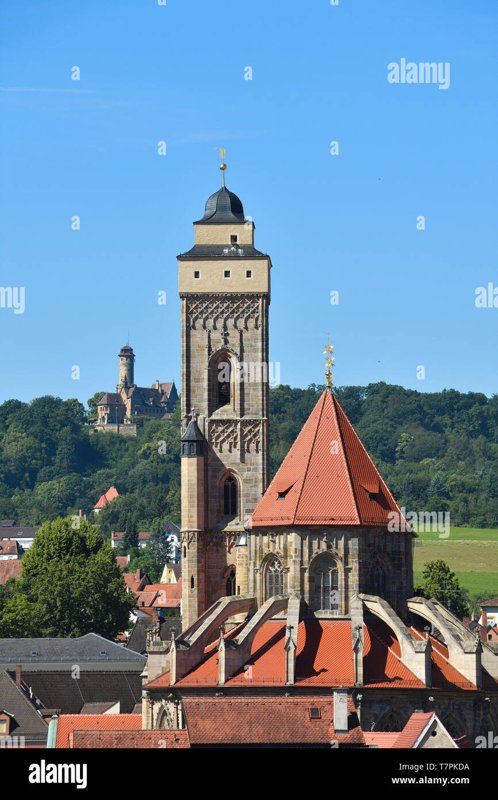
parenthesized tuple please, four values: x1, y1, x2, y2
(266, 558, 284, 599)
(246, 270, 252, 278)
(224, 270, 231, 278)
(194, 270, 200, 279)
(311, 555, 339, 612)
(190, 575, 195, 590)
(223, 476, 238, 516)
(230, 234, 238, 244)
(226, 569, 236, 596)
(217, 359, 231, 408)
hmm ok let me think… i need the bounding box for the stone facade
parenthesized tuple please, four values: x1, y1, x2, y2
(247, 526, 414, 618)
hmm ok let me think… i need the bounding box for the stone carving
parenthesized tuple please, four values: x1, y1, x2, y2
(209, 420, 239, 453)
(241, 420, 261, 453)
(186, 294, 261, 332)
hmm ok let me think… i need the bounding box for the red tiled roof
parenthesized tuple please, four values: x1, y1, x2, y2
(0, 539, 22, 556)
(115, 556, 129, 569)
(71, 729, 189, 749)
(392, 712, 434, 748)
(183, 696, 363, 746)
(0, 560, 22, 584)
(123, 571, 151, 594)
(56, 714, 141, 748)
(94, 486, 119, 509)
(136, 580, 182, 609)
(112, 531, 150, 542)
(251, 390, 403, 527)
(409, 627, 476, 690)
(363, 731, 400, 748)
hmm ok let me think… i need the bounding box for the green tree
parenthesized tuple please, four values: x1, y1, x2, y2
(0, 517, 134, 638)
(419, 560, 469, 619)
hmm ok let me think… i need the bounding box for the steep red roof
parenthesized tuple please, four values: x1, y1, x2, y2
(94, 486, 119, 510)
(115, 555, 129, 569)
(123, 570, 151, 594)
(250, 390, 403, 527)
(0, 560, 22, 584)
(392, 712, 434, 748)
(56, 714, 141, 748)
(146, 618, 421, 690)
(71, 729, 189, 749)
(182, 696, 363, 746)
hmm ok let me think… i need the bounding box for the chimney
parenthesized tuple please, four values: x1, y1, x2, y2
(333, 688, 348, 735)
(15, 664, 22, 686)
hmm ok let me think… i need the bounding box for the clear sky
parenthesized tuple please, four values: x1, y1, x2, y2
(0, 0, 497, 405)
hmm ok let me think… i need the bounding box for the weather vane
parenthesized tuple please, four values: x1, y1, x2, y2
(323, 340, 335, 389)
(219, 146, 227, 187)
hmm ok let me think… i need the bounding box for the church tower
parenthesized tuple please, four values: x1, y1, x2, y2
(178, 156, 272, 629)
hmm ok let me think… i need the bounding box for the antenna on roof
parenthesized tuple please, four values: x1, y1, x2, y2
(219, 146, 227, 188)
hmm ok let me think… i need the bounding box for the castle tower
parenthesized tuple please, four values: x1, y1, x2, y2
(118, 344, 135, 389)
(178, 157, 272, 628)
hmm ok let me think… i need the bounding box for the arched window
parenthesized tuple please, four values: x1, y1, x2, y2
(226, 569, 236, 596)
(217, 359, 231, 409)
(375, 710, 404, 732)
(310, 555, 339, 611)
(266, 558, 284, 598)
(223, 476, 238, 516)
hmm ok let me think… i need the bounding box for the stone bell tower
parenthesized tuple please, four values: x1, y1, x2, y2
(178, 155, 272, 629)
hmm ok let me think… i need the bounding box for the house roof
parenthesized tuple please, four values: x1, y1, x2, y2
(80, 701, 118, 714)
(182, 696, 363, 746)
(481, 598, 498, 607)
(135, 580, 182, 610)
(0, 560, 22, 584)
(112, 531, 150, 542)
(126, 616, 180, 655)
(56, 714, 141, 748)
(392, 711, 435, 748)
(94, 486, 119, 509)
(0, 633, 146, 667)
(97, 393, 123, 406)
(123, 570, 151, 594)
(71, 729, 190, 748)
(0, 671, 48, 742)
(16, 672, 142, 715)
(250, 389, 404, 528)
(115, 555, 129, 569)
(0, 526, 38, 539)
(0, 539, 22, 556)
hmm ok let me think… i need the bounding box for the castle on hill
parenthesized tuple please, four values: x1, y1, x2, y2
(94, 345, 178, 435)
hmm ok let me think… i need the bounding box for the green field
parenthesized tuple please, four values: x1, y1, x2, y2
(413, 526, 498, 598)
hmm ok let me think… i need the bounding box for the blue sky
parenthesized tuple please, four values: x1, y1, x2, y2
(0, 0, 497, 405)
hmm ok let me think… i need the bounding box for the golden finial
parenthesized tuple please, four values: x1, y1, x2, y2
(219, 146, 227, 187)
(323, 341, 335, 389)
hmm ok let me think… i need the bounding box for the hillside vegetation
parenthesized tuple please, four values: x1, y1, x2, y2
(0, 382, 496, 530)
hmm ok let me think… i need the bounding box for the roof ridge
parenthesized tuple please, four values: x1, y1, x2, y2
(331, 394, 361, 524)
(293, 392, 328, 524)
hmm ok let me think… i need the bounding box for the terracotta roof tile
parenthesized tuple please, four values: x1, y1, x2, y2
(393, 712, 434, 748)
(183, 696, 363, 746)
(56, 714, 141, 748)
(94, 486, 119, 509)
(251, 391, 404, 528)
(71, 729, 189, 749)
(0, 559, 22, 584)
